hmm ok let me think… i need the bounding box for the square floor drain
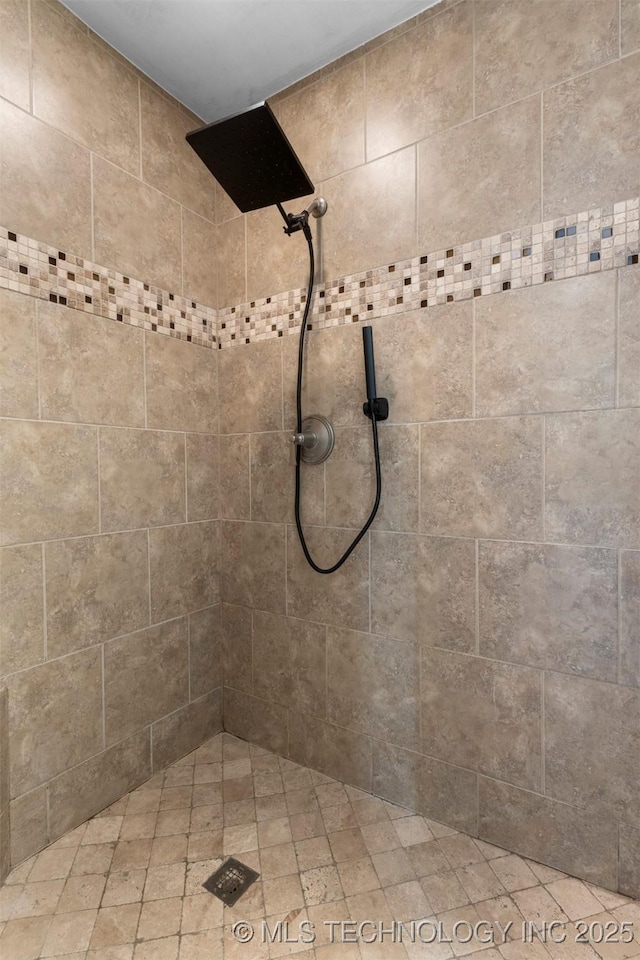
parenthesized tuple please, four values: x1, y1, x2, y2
(203, 857, 260, 906)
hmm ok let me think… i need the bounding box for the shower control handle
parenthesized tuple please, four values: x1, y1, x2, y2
(290, 431, 316, 447)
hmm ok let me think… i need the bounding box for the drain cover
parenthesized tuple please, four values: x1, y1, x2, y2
(203, 857, 260, 906)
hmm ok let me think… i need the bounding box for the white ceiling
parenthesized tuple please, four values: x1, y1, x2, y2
(62, 0, 437, 122)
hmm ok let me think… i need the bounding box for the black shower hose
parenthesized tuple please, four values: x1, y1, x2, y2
(294, 224, 382, 574)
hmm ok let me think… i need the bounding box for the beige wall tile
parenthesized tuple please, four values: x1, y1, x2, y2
(478, 777, 618, 889)
(421, 648, 543, 790)
(31, 0, 140, 175)
(9, 785, 48, 865)
(222, 602, 252, 692)
(622, 0, 640, 53)
(250, 432, 324, 526)
(418, 96, 541, 252)
(0, 544, 45, 676)
(372, 740, 478, 834)
(620, 551, 640, 688)
(474, 0, 618, 115)
(0, 419, 98, 546)
(619, 267, 640, 408)
(0, 289, 38, 419)
(38, 300, 145, 426)
(145, 332, 217, 434)
(93, 155, 182, 293)
(286, 525, 369, 631)
(181, 208, 217, 307)
(327, 627, 419, 748)
(189, 605, 222, 699)
(224, 688, 288, 756)
(619, 823, 640, 898)
(545, 671, 640, 825)
(475, 274, 616, 416)
(98, 426, 185, 532)
(151, 689, 222, 771)
(371, 532, 476, 651)
(366, 2, 472, 160)
(420, 417, 543, 540)
(149, 521, 220, 622)
(218, 339, 282, 434)
(216, 179, 241, 224)
(543, 55, 640, 216)
(45, 531, 149, 658)
(221, 520, 285, 614)
(219, 435, 250, 519)
(252, 610, 326, 717)
(0, 0, 30, 110)
(104, 619, 189, 744)
(217, 216, 246, 308)
(545, 409, 640, 548)
(186, 434, 219, 522)
(0, 98, 92, 259)
(479, 541, 618, 681)
(322, 147, 416, 279)
(140, 82, 216, 221)
(0, 686, 8, 859)
(272, 59, 365, 182)
(246, 201, 313, 302)
(8, 646, 102, 795)
(288, 711, 372, 792)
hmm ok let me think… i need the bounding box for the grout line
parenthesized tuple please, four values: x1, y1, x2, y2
(614, 267, 621, 407)
(471, 298, 477, 418)
(100, 643, 106, 749)
(619, 0, 623, 59)
(96, 425, 102, 534)
(187, 613, 192, 702)
(180, 205, 185, 300)
(183, 432, 189, 521)
(471, 0, 476, 119)
(89, 153, 95, 262)
(541, 416, 546, 543)
(617, 549, 622, 685)
(41, 541, 47, 661)
(137, 79, 143, 180)
(474, 538, 480, 655)
(362, 53, 368, 165)
(34, 299, 42, 421)
(27, 0, 33, 115)
(540, 91, 544, 219)
(540, 669, 546, 795)
(146, 528, 152, 625)
(142, 335, 148, 429)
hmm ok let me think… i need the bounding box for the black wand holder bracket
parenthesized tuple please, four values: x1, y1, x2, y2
(363, 398, 389, 421)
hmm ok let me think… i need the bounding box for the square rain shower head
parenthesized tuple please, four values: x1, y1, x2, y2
(186, 102, 314, 213)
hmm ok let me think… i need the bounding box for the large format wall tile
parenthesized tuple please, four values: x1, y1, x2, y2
(619, 267, 640, 408)
(418, 96, 541, 252)
(421, 648, 543, 790)
(545, 409, 640, 548)
(543, 55, 640, 216)
(0, 0, 30, 110)
(288, 711, 372, 791)
(246, 202, 312, 302)
(151, 689, 222, 771)
(224, 688, 288, 756)
(219, 435, 250, 519)
(622, 0, 640, 54)
(9, 785, 48, 865)
(370, 532, 476, 651)
(98, 427, 185, 532)
(182, 207, 217, 308)
(420, 417, 543, 540)
(475, 274, 616, 416)
(620, 551, 640, 688)
(222, 520, 286, 614)
(250, 432, 324, 526)
(189, 605, 222, 699)
(149, 521, 220, 621)
(252, 610, 326, 718)
(478, 541, 618, 681)
(221, 603, 253, 693)
(38, 300, 145, 426)
(145, 330, 217, 433)
(186, 433, 219, 522)
(217, 216, 246, 309)
(218, 338, 282, 434)
(365, 2, 472, 160)
(545, 672, 640, 825)
(0, 419, 98, 545)
(0, 289, 38, 419)
(0, 544, 44, 675)
(45, 531, 149, 657)
(619, 823, 640, 898)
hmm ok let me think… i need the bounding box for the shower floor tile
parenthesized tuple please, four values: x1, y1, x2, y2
(1, 733, 637, 959)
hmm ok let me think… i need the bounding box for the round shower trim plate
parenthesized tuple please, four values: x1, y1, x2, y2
(295, 414, 335, 464)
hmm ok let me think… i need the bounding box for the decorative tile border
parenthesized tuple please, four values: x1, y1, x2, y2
(1, 196, 638, 353)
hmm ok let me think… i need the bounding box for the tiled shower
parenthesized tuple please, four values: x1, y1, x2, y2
(0, 0, 639, 954)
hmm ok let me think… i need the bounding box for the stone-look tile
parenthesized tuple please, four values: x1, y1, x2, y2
(151, 690, 222, 771)
(478, 778, 618, 889)
(89, 902, 141, 949)
(215, 178, 241, 224)
(545, 672, 640, 826)
(371, 532, 476, 651)
(288, 712, 372, 792)
(327, 627, 420, 749)
(38, 300, 146, 426)
(621, 552, 640, 688)
(246, 200, 313, 302)
(104, 619, 189, 744)
(40, 907, 98, 955)
(45, 531, 149, 657)
(0, 0, 30, 110)
(93, 155, 182, 293)
(216, 215, 246, 309)
(221, 603, 252, 693)
(186, 434, 219, 522)
(0, 98, 93, 259)
(474, 0, 618, 115)
(98, 427, 185, 532)
(0, 916, 52, 959)
(8, 645, 102, 795)
(189, 605, 222, 699)
(48, 729, 151, 842)
(252, 610, 327, 717)
(9, 785, 48, 865)
(418, 96, 541, 252)
(545, 410, 640, 548)
(1, 419, 98, 546)
(149, 521, 220, 621)
(224, 688, 288, 755)
(251, 432, 324, 526)
(543, 55, 640, 216)
(286, 525, 369, 631)
(219, 338, 283, 434)
(365, 2, 472, 160)
(420, 417, 543, 540)
(373, 303, 473, 424)
(0, 289, 38, 419)
(421, 648, 542, 790)
(622, 0, 640, 53)
(181, 208, 217, 308)
(619, 267, 640, 409)
(221, 521, 285, 614)
(0, 544, 44, 675)
(140, 81, 216, 222)
(619, 823, 640, 898)
(478, 541, 618, 681)
(272, 59, 365, 182)
(145, 332, 217, 434)
(322, 146, 416, 279)
(475, 274, 616, 416)
(219, 436, 250, 520)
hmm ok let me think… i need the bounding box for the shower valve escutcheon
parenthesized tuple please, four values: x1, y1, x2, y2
(290, 414, 335, 464)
